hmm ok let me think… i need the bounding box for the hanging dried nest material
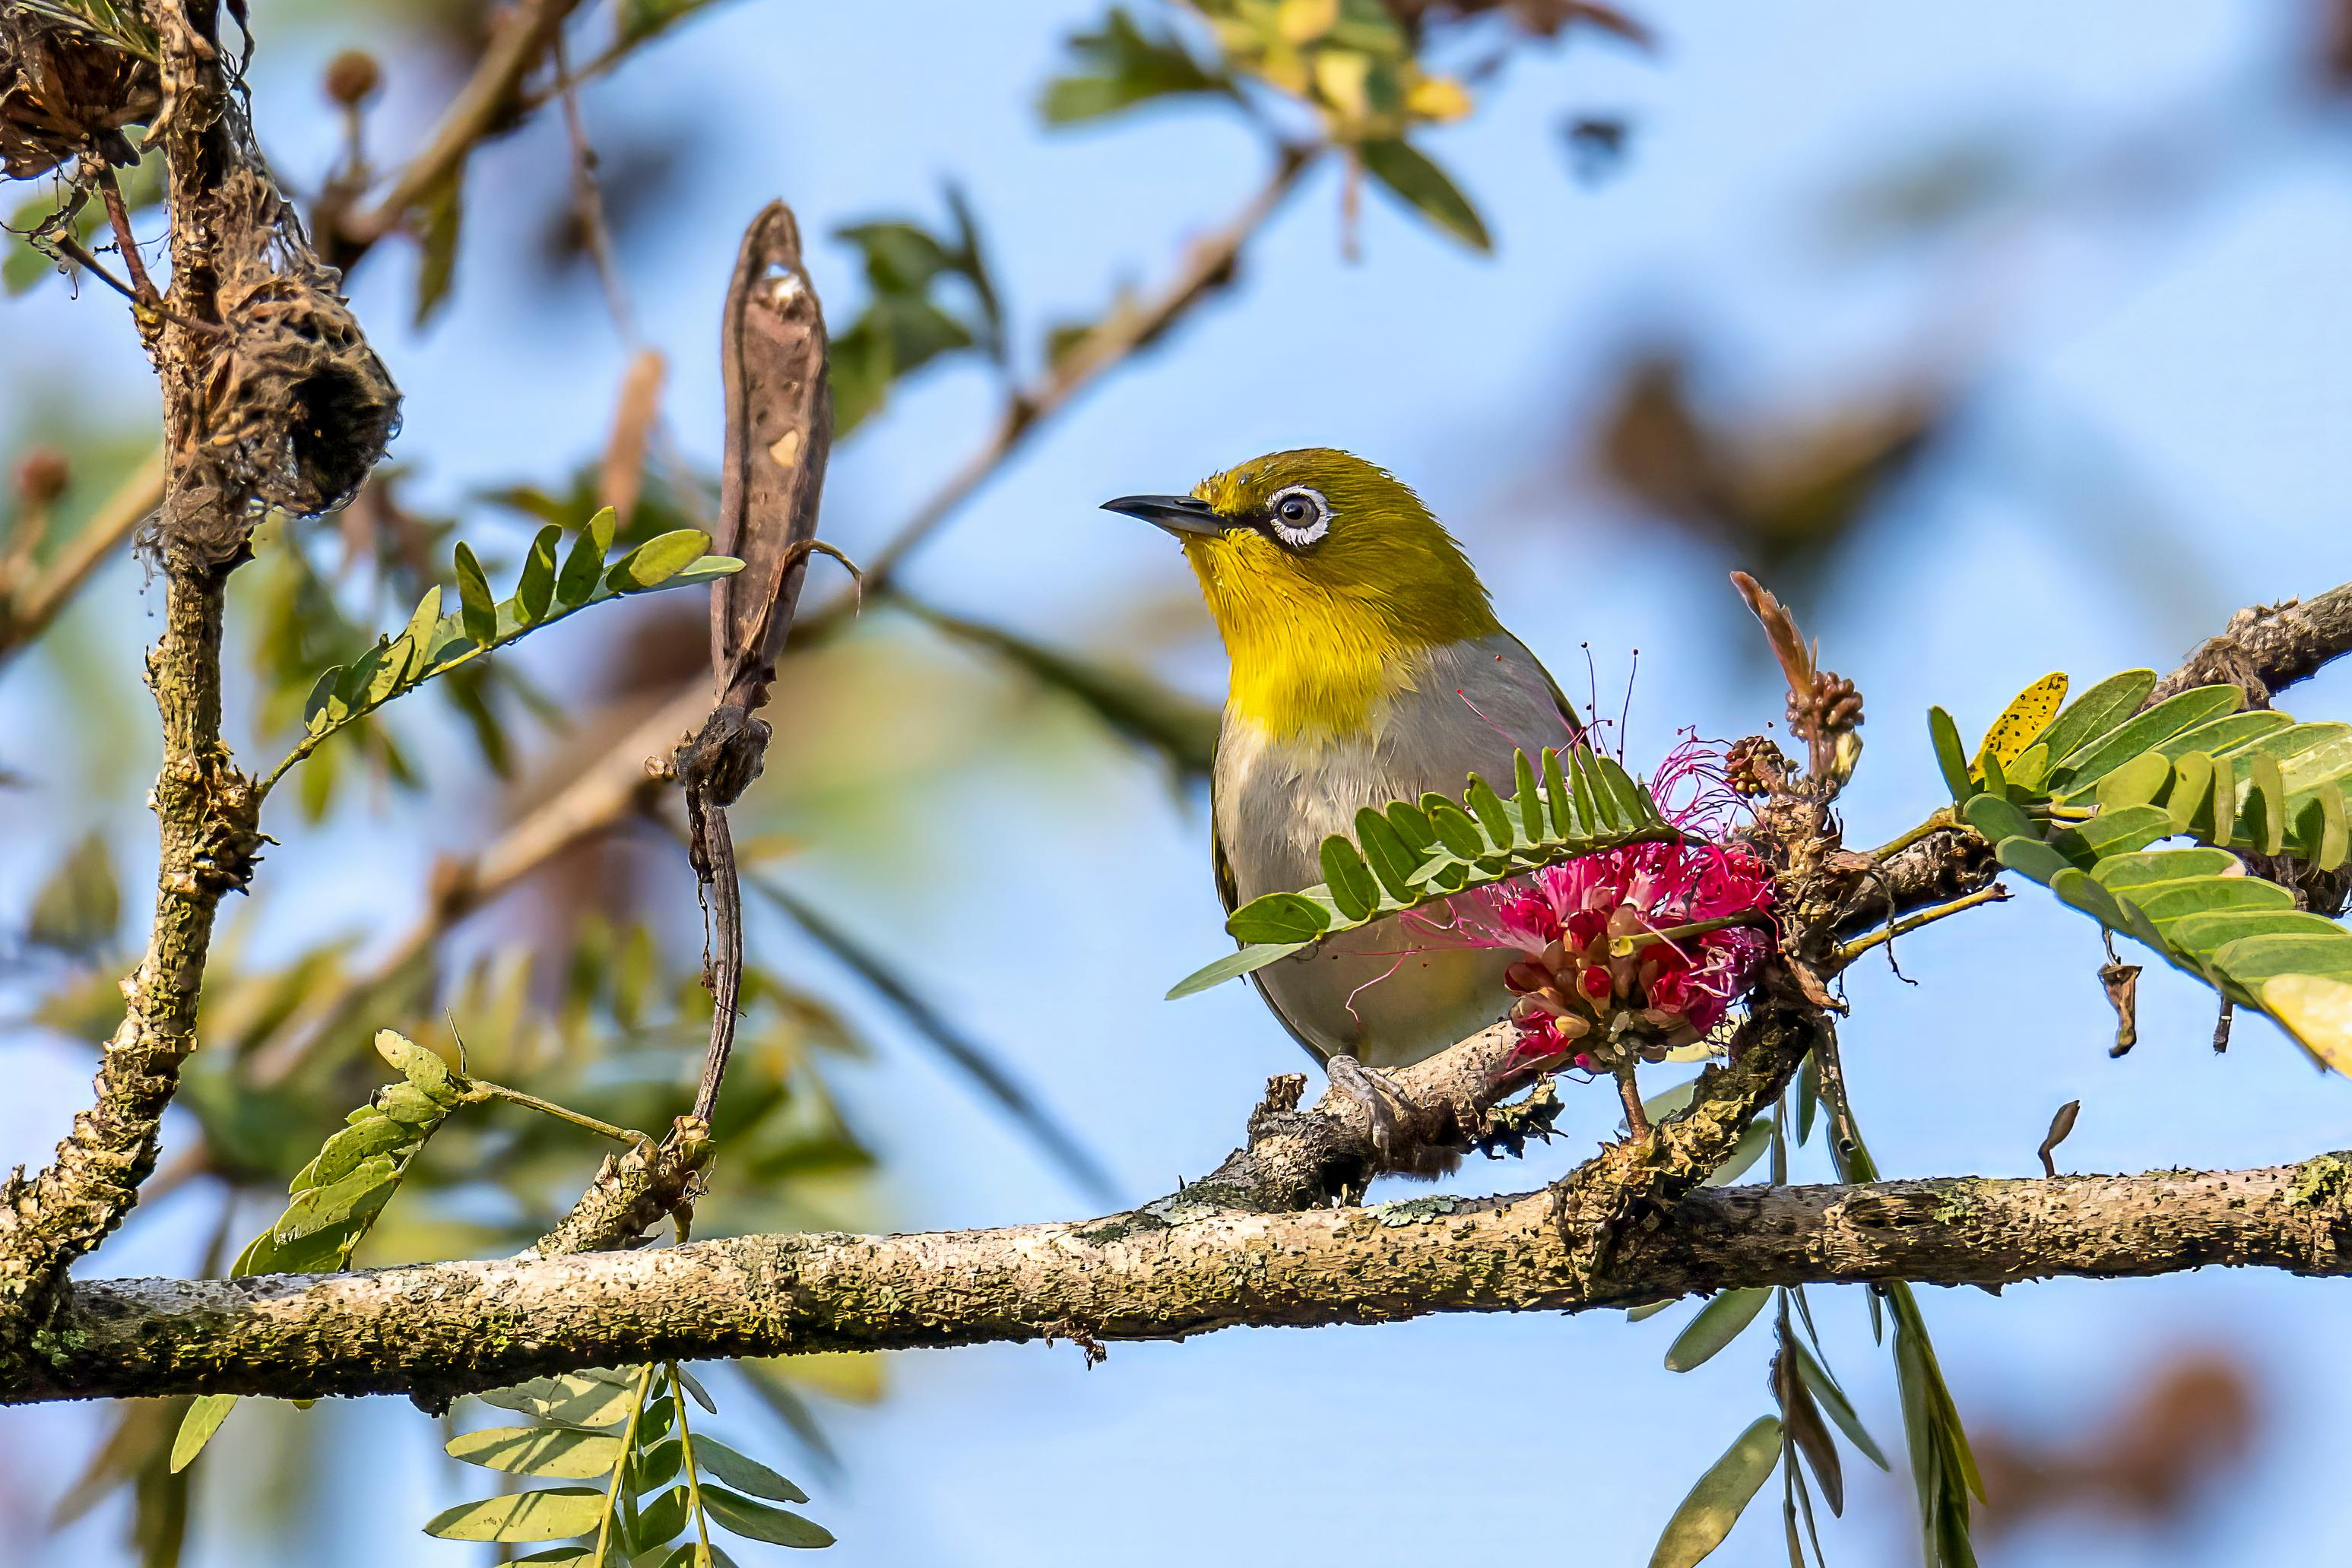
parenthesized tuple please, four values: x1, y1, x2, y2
(0, 7, 158, 180)
(170, 167, 399, 545)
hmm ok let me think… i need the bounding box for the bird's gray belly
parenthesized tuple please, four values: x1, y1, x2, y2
(1216, 634, 1576, 1069)
(1254, 930, 1516, 1069)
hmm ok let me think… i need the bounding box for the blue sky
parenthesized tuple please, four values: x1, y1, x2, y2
(7, 2, 2352, 1564)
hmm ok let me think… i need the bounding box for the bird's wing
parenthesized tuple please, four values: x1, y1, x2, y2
(1210, 746, 1331, 1066)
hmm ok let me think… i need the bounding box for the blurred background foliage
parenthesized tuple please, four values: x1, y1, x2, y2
(5, 0, 2352, 1564)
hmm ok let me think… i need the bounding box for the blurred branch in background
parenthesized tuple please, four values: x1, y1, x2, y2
(0, 445, 160, 675)
(737, 862, 1120, 1205)
(1972, 1347, 2260, 1545)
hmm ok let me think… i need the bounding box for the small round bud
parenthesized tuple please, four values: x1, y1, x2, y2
(323, 50, 382, 108)
(14, 447, 68, 508)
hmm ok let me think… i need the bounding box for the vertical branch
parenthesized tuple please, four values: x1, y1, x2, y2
(0, 0, 394, 1365)
(0, 0, 257, 1354)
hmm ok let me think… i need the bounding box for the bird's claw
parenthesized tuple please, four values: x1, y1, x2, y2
(1327, 1054, 1416, 1155)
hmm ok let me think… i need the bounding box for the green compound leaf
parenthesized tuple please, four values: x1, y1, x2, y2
(176, 1053, 469, 1471)
(271, 525, 740, 794)
(1935, 668, 2352, 1072)
(1176, 747, 1679, 996)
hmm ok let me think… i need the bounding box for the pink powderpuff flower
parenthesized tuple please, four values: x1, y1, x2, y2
(1401, 736, 1775, 1072)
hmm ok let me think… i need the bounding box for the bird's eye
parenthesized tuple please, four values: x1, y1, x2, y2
(1265, 486, 1330, 548)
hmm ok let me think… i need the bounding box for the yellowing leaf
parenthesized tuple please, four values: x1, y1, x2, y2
(1405, 73, 1472, 123)
(1277, 0, 1339, 43)
(2262, 974, 2352, 1075)
(1972, 672, 2066, 773)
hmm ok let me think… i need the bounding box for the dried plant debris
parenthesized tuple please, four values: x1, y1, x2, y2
(0, 4, 157, 181)
(189, 168, 400, 530)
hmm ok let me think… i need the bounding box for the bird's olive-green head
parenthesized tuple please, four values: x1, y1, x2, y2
(1104, 448, 1501, 740)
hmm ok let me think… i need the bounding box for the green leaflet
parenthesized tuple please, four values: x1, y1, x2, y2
(1358, 137, 1492, 252)
(1664, 1288, 1772, 1373)
(702, 1486, 836, 1548)
(1792, 1340, 1888, 1471)
(445, 1426, 626, 1479)
(1172, 746, 1675, 997)
(2030, 668, 2157, 767)
(2048, 684, 2246, 794)
(423, 1490, 609, 1543)
(1648, 1415, 1783, 1568)
(265, 520, 742, 794)
(1928, 707, 1973, 803)
(1224, 892, 1332, 946)
(1165, 941, 1310, 999)
(173, 1031, 479, 1472)
(439, 1363, 829, 1556)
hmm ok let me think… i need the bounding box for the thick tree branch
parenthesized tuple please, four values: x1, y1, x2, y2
(2148, 581, 2352, 705)
(12, 1152, 2348, 1406)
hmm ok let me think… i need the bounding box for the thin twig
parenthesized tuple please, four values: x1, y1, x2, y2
(340, 0, 590, 249)
(1864, 806, 1954, 864)
(1833, 884, 2009, 968)
(807, 144, 1318, 617)
(551, 30, 636, 342)
(94, 165, 155, 301)
(471, 1079, 652, 1153)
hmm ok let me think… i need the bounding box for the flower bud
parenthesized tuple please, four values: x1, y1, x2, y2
(14, 447, 68, 508)
(324, 50, 382, 108)
(1504, 959, 1552, 995)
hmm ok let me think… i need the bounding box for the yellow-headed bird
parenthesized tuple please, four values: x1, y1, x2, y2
(1107, 448, 1580, 1076)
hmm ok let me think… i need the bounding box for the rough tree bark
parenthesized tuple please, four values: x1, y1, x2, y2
(14, 1151, 2350, 1405)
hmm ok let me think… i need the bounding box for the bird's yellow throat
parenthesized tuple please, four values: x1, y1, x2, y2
(1182, 527, 1501, 742)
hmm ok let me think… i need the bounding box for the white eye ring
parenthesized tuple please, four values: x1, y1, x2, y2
(1266, 485, 1330, 548)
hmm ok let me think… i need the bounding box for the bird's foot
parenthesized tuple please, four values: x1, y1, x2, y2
(1325, 1054, 1418, 1157)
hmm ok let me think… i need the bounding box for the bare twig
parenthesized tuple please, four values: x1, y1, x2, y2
(812, 145, 1317, 614)
(1833, 884, 2009, 968)
(551, 29, 635, 341)
(93, 162, 154, 299)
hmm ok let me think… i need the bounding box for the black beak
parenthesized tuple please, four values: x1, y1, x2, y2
(1100, 493, 1235, 539)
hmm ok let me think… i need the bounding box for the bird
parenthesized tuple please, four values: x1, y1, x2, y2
(1105, 448, 1581, 1081)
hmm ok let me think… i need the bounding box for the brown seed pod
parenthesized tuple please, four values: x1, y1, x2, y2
(13, 446, 68, 508)
(322, 50, 382, 108)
